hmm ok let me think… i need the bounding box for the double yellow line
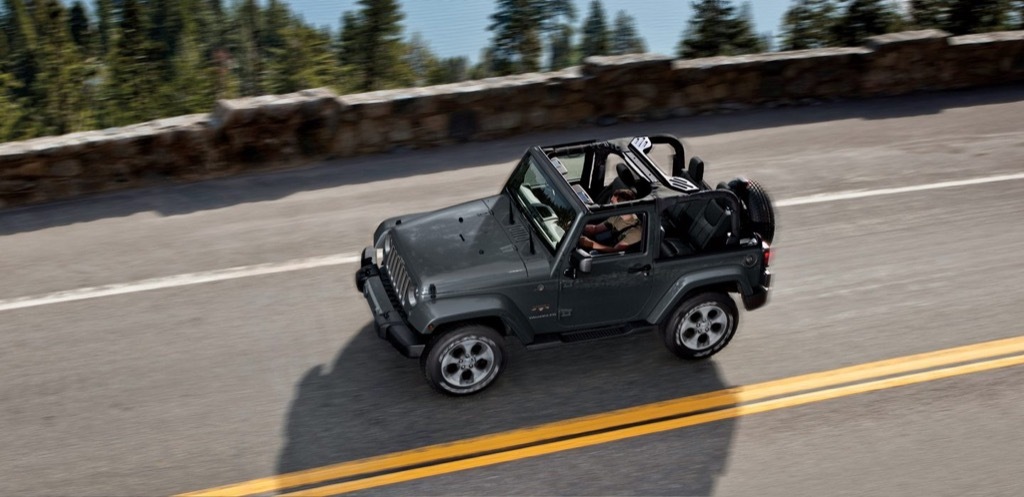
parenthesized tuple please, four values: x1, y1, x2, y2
(180, 336, 1024, 497)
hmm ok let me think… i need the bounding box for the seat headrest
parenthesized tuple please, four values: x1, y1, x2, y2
(616, 163, 638, 188)
(688, 156, 705, 184)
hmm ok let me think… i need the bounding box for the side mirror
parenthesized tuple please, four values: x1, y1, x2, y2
(572, 248, 593, 274)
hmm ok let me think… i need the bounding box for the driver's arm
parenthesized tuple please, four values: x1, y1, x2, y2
(579, 236, 631, 254)
(583, 221, 610, 237)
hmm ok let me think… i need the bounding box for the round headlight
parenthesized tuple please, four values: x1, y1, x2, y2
(382, 235, 392, 254)
(406, 288, 418, 307)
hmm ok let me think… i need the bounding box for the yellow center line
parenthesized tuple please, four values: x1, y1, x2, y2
(177, 336, 1024, 497)
(287, 353, 1024, 496)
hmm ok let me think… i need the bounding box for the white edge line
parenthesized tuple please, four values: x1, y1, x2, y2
(3, 172, 1024, 312)
(776, 172, 1024, 207)
(0, 255, 359, 312)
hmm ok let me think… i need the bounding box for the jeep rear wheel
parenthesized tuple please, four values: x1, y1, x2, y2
(421, 325, 507, 396)
(662, 293, 738, 360)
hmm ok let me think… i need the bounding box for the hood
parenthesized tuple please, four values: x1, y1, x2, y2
(389, 196, 528, 295)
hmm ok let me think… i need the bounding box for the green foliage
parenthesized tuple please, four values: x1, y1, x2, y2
(548, 24, 577, 69)
(678, 0, 766, 58)
(95, 0, 113, 55)
(831, 0, 902, 46)
(102, 0, 164, 126)
(487, 0, 585, 74)
(488, 0, 545, 74)
(68, 1, 90, 50)
(337, 0, 408, 91)
(947, 0, 1013, 34)
(909, 0, 950, 29)
(580, 0, 610, 58)
(265, 24, 340, 94)
(780, 0, 838, 50)
(402, 32, 437, 87)
(1, 0, 1020, 145)
(610, 10, 647, 55)
(0, 71, 25, 141)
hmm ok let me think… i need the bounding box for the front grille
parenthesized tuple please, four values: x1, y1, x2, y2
(381, 235, 412, 317)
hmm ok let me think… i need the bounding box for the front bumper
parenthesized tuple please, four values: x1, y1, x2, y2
(355, 246, 426, 358)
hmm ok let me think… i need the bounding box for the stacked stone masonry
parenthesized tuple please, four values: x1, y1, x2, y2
(2, 29, 1023, 208)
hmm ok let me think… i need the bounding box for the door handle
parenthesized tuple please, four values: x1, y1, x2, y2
(628, 264, 652, 275)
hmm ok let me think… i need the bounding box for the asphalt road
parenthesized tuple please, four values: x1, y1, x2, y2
(2, 86, 1023, 497)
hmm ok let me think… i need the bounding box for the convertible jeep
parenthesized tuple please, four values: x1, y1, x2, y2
(355, 134, 775, 395)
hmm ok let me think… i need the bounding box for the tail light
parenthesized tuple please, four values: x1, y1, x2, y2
(762, 241, 773, 267)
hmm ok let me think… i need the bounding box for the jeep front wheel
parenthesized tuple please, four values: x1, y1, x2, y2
(421, 325, 507, 396)
(662, 293, 738, 360)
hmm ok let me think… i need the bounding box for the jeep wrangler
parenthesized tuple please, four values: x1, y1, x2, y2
(355, 134, 774, 395)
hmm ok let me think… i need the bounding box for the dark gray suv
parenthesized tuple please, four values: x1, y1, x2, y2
(356, 135, 774, 395)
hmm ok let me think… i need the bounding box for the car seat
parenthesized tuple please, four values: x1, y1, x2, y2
(659, 198, 733, 258)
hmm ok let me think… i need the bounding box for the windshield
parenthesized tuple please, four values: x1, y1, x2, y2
(506, 155, 578, 251)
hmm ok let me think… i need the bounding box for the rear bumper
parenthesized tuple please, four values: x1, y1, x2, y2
(355, 246, 426, 358)
(742, 270, 771, 311)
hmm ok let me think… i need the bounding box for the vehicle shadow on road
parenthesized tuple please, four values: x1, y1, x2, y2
(276, 323, 737, 496)
(3, 85, 1021, 236)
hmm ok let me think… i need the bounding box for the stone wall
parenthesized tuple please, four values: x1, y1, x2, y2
(2, 29, 1023, 208)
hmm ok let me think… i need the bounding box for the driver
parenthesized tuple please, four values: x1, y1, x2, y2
(578, 189, 642, 253)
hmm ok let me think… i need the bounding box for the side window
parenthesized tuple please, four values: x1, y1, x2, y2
(579, 210, 647, 256)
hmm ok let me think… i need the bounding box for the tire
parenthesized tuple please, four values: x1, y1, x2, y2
(421, 324, 507, 396)
(661, 292, 739, 360)
(728, 178, 776, 244)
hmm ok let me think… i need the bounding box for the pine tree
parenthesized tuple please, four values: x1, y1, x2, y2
(538, 0, 576, 33)
(548, 23, 576, 69)
(428, 56, 470, 84)
(162, 0, 223, 115)
(95, 0, 114, 55)
(832, 0, 901, 46)
(148, 0, 184, 71)
(30, 0, 93, 135)
(780, 0, 838, 50)
(102, 0, 164, 126)
(947, 0, 1012, 34)
(0, 71, 24, 141)
(909, 0, 950, 29)
(335, 0, 408, 91)
(488, 0, 544, 74)
(540, 0, 576, 70)
(360, 0, 406, 91)
(234, 0, 262, 96)
(610, 10, 646, 55)
(261, 0, 290, 58)
(403, 32, 438, 87)
(68, 0, 90, 51)
(2, 0, 38, 99)
(580, 0, 610, 58)
(265, 23, 340, 94)
(678, 0, 765, 58)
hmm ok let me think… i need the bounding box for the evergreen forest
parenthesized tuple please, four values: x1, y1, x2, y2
(1, 0, 1022, 143)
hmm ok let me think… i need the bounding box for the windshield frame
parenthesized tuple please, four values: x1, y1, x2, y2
(503, 148, 586, 254)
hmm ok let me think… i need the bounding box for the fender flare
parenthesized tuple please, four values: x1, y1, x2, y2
(647, 266, 754, 325)
(409, 294, 535, 345)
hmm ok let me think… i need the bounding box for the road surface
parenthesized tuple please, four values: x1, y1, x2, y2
(2, 86, 1023, 496)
